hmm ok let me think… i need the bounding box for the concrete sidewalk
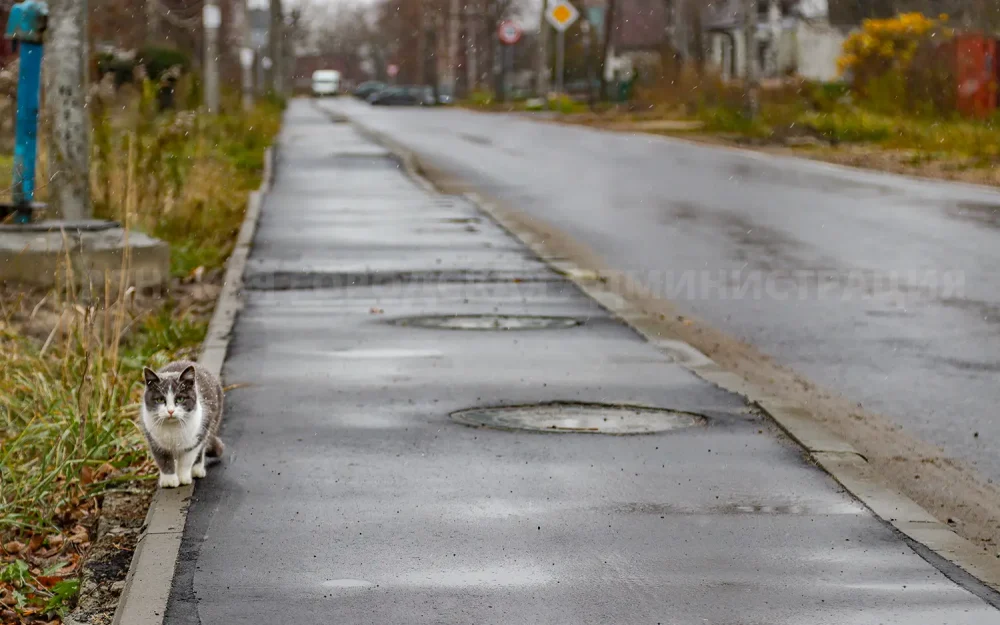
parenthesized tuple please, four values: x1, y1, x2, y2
(164, 100, 1000, 624)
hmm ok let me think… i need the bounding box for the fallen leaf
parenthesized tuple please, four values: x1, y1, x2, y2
(28, 534, 44, 552)
(46, 535, 64, 549)
(95, 462, 116, 481)
(2, 541, 24, 554)
(369, 307, 385, 314)
(80, 465, 95, 485)
(68, 526, 89, 545)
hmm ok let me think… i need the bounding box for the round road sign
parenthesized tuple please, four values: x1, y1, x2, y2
(498, 20, 522, 45)
(387, 64, 399, 78)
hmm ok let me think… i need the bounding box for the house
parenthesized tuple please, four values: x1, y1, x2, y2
(606, 0, 849, 82)
(704, 0, 847, 81)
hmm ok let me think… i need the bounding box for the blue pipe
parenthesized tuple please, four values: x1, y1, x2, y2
(12, 40, 41, 222)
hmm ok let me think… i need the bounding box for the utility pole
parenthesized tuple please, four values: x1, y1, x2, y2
(45, 0, 90, 219)
(268, 0, 283, 92)
(466, 3, 478, 92)
(204, 0, 221, 112)
(743, 0, 759, 119)
(599, 0, 615, 100)
(582, 19, 594, 108)
(146, 0, 160, 42)
(416, 9, 426, 85)
(536, 0, 548, 96)
(446, 0, 459, 96)
(240, 0, 254, 110)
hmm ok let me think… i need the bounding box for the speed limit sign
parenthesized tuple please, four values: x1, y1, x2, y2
(498, 20, 522, 45)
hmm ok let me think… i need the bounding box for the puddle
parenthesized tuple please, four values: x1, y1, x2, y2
(451, 402, 706, 434)
(950, 201, 1000, 229)
(328, 348, 443, 359)
(394, 564, 551, 588)
(393, 315, 582, 331)
(322, 579, 374, 589)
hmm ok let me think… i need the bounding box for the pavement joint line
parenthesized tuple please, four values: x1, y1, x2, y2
(342, 112, 1000, 599)
(110, 146, 275, 625)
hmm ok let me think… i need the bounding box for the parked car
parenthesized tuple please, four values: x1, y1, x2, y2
(353, 81, 386, 100)
(311, 70, 341, 97)
(369, 85, 435, 106)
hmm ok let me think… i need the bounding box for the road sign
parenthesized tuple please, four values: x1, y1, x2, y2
(387, 64, 399, 78)
(545, 0, 579, 32)
(498, 20, 522, 45)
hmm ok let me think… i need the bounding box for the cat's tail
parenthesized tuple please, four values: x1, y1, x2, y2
(206, 435, 225, 459)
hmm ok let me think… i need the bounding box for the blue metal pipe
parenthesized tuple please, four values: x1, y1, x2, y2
(12, 40, 42, 219)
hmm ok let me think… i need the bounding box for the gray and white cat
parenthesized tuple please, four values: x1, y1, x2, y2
(141, 360, 225, 488)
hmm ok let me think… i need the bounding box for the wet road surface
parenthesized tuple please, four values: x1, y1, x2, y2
(165, 101, 1000, 624)
(322, 98, 1000, 485)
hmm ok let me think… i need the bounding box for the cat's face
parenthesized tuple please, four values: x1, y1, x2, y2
(143, 366, 198, 423)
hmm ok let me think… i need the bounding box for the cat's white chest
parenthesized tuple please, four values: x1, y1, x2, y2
(142, 403, 204, 452)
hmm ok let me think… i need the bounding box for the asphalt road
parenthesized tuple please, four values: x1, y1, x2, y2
(324, 98, 1000, 485)
(165, 100, 1000, 624)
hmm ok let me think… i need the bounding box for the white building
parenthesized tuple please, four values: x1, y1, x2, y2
(704, 0, 847, 81)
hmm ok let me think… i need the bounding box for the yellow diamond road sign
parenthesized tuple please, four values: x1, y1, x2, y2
(546, 0, 579, 32)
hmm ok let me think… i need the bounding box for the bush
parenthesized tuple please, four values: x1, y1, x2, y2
(838, 13, 953, 115)
(468, 90, 494, 107)
(799, 109, 895, 143)
(136, 45, 191, 82)
(95, 52, 137, 87)
(698, 106, 770, 138)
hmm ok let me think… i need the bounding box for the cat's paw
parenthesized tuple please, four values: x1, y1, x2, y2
(159, 474, 181, 489)
(192, 464, 207, 479)
(178, 472, 193, 486)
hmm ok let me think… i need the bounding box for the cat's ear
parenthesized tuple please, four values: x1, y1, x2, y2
(143, 367, 160, 386)
(179, 366, 197, 385)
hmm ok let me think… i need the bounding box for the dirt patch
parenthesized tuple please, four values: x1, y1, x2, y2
(63, 482, 156, 625)
(66, 487, 154, 625)
(417, 156, 1000, 557)
(0, 269, 222, 346)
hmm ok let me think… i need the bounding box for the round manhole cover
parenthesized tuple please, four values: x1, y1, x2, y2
(394, 315, 581, 331)
(451, 402, 706, 434)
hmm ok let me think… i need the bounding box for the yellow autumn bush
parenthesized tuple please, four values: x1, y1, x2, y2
(838, 13, 954, 114)
(838, 13, 947, 77)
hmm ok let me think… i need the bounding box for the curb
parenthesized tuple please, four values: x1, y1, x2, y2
(110, 147, 275, 625)
(348, 116, 1000, 602)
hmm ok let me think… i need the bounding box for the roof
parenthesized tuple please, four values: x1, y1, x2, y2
(702, 0, 743, 31)
(611, 0, 668, 51)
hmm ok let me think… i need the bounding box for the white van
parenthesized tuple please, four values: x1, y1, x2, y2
(311, 70, 341, 97)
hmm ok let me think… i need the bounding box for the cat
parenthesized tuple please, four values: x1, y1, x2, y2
(141, 360, 225, 489)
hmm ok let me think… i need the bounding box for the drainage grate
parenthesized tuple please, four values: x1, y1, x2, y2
(393, 314, 581, 331)
(450, 402, 706, 434)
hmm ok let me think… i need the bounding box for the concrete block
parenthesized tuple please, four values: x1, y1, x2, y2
(0, 220, 169, 290)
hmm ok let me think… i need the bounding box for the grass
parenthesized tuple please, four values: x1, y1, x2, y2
(550, 66, 1000, 177)
(0, 88, 282, 621)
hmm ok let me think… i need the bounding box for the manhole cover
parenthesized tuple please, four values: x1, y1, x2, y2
(393, 315, 581, 331)
(451, 402, 706, 434)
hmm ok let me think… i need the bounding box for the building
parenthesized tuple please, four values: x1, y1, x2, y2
(605, 0, 849, 82)
(704, 0, 847, 81)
